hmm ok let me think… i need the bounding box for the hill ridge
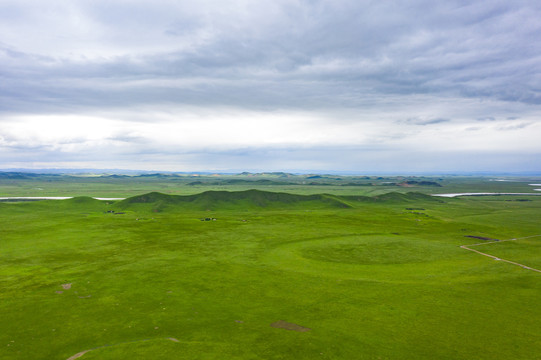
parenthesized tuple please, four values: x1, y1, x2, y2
(117, 189, 351, 210)
(116, 190, 438, 211)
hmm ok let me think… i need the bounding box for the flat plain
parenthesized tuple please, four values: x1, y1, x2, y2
(1, 173, 540, 359)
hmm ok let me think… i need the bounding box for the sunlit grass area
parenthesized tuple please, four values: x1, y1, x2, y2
(1, 178, 540, 359)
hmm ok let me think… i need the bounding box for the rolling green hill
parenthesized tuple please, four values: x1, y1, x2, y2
(1, 188, 540, 360)
(116, 189, 443, 212)
(116, 189, 353, 211)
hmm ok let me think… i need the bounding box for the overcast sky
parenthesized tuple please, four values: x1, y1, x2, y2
(1, 0, 540, 173)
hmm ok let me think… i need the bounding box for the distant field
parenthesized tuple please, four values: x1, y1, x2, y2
(1, 176, 540, 359)
(1, 172, 540, 198)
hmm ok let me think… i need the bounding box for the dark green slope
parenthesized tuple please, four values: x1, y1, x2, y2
(116, 190, 442, 212)
(116, 189, 352, 211)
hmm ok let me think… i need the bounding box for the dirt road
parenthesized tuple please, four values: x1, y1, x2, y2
(460, 234, 541, 273)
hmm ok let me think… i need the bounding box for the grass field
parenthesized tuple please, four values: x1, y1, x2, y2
(1, 175, 541, 359)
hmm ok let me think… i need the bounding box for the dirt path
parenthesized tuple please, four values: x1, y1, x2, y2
(460, 234, 541, 273)
(66, 337, 179, 360)
(66, 350, 90, 360)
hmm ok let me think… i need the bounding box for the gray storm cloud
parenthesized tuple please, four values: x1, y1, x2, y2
(0, 0, 540, 172)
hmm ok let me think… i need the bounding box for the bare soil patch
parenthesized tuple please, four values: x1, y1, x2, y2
(270, 320, 311, 332)
(66, 350, 90, 360)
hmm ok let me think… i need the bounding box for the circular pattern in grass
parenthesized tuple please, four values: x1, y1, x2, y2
(263, 235, 465, 283)
(301, 238, 450, 265)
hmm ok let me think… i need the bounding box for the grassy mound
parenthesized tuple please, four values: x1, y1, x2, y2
(116, 190, 443, 212)
(301, 236, 455, 265)
(116, 189, 352, 211)
(65, 196, 102, 204)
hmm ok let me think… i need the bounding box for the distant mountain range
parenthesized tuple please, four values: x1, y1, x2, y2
(1, 168, 540, 176)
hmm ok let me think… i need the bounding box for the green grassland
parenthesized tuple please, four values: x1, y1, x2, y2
(1, 176, 541, 359)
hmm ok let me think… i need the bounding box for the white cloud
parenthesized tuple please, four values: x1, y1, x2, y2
(0, 0, 540, 172)
(0, 101, 539, 170)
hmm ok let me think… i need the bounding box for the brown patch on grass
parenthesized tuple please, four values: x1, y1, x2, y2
(270, 320, 311, 332)
(62, 283, 72, 290)
(66, 350, 90, 360)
